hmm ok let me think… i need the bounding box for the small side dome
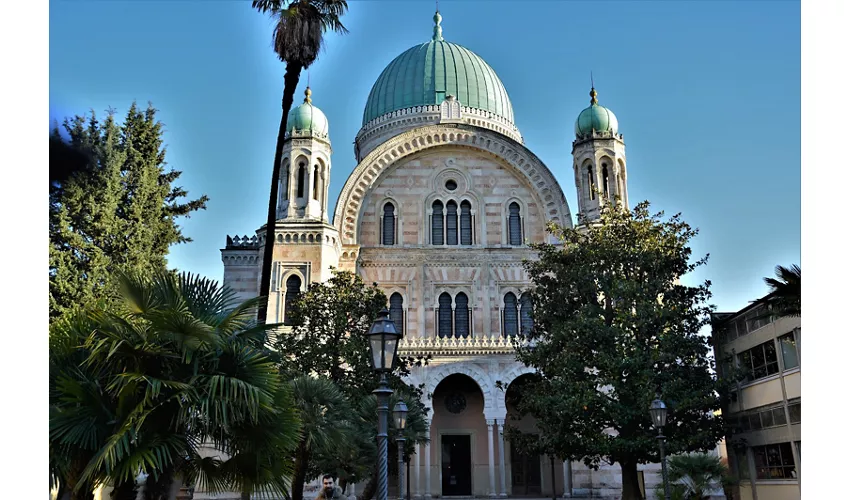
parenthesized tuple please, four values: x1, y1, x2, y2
(575, 87, 619, 137)
(287, 87, 329, 137)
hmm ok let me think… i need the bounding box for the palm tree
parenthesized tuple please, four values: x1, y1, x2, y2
(763, 264, 801, 318)
(289, 376, 352, 500)
(49, 272, 301, 499)
(660, 453, 731, 500)
(251, 0, 349, 325)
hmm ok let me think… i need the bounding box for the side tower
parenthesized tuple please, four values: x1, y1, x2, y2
(572, 87, 628, 224)
(221, 87, 341, 325)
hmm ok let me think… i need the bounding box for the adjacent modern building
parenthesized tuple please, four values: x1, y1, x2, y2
(712, 301, 801, 500)
(220, 10, 662, 499)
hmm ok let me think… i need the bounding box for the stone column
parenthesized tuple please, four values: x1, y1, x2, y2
(562, 461, 572, 498)
(487, 419, 497, 497)
(415, 445, 421, 499)
(496, 419, 507, 497)
(424, 421, 432, 500)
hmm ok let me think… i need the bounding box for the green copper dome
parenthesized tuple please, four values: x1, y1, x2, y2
(575, 88, 619, 137)
(287, 87, 328, 137)
(362, 11, 514, 126)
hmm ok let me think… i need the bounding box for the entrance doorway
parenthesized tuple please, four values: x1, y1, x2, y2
(441, 435, 472, 496)
(510, 445, 541, 496)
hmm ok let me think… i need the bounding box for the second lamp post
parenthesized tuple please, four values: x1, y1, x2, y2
(649, 398, 672, 500)
(368, 308, 403, 500)
(394, 401, 408, 500)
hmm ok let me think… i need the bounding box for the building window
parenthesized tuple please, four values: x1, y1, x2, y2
(382, 202, 396, 245)
(282, 164, 290, 201)
(586, 165, 596, 201)
(283, 275, 302, 326)
(738, 339, 779, 382)
(389, 292, 404, 335)
(779, 332, 799, 369)
(460, 200, 473, 245)
(432, 201, 444, 245)
(503, 292, 519, 337)
(520, 293, 533, 334)
(734, 449, 750, 480)
(297, 162, 306, 198)
(508, 202, 522, 246)
(602, 164, 610, 199)
(438, 292, 452, 338)
(752, 443, 797, 480)
(454, 292, 470, 338)
(445, 179, 457, 191)
(313, 165, 320, 200)
(788, 401, 800, 424)
(446, 200, 459, 245)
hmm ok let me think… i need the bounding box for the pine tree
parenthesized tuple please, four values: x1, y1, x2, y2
(49, 103, 208, 322)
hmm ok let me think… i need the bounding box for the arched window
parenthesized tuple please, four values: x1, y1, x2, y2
(454, 292, 470, 338)
(382, 202, 396, 245)
(508, 202, 522, 246)
(503, 292, 519, 337)
(520, 293, 533, 334)
(460, 200, 473, 245)
(432, 201, 444, 245)
(446, 201, 459, 245)
(438, 292, 452, 338)
(283, 274, 302, 326)
(297, 162, 306, 198)
(586, 165, 596, 201)
(313, 165, 320, 200)
(282, 164, 290, 201)
(602, 164, 610, 199)
(389, 293, 404, 335)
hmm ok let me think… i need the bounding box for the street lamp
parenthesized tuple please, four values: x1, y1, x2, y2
(649, 398, 671, 500)
(368, 308, 403, 500)
(393, 401, 409, 500)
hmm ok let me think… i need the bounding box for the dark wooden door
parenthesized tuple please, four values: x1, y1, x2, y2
(441, 435, 472, 496)
(510, 445, 541, 496)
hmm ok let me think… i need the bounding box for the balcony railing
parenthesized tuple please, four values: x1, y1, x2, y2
(397, 334, 519, 356)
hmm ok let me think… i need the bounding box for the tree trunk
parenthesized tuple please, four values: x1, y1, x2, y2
(291, 443, 311, 500)
(143, 467, 174, 500)
(356, 468, 378, 500)
(338, 478, 348, 493)
(257, 60, 304, 325)
(241, 489, 251, 500)
(619, 459, 643, 500)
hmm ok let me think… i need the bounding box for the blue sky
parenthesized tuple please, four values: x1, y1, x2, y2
(49, 0, 800, 313)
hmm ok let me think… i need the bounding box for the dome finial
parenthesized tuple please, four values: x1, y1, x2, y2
(304, 86, 312, 104)
(589, 87, 598, 105)
(433, 4, 443, 41)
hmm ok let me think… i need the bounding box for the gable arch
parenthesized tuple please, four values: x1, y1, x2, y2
(333, 125, 572, 245)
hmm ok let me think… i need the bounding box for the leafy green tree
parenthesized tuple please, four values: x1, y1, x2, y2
(274, 269, 430, 499)
(250, 0, 349, 324)
(49, 105, 208, 323)
(49, 272, 299, 500)
(509, 202, 732, 500)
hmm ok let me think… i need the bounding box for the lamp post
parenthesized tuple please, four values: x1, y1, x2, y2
(394, 401, 409, 500)
(649, 398, 671, 500)
(368, 308, 403, 500)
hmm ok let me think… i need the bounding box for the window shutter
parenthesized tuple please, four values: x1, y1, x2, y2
(389, 293, 404, 335)
(446, 201, 458, 245)
(460, 201, 472, 245)
(508, 203, 522, 246)
(504, 293, 518, 336)
(438, 292, 452, 338)
(432, 201, 444, 245)
(454, 293, 469, 338)
(382, 203, 395, 245)
(284, 275, 302, 326)
(520, 293, 533, 334)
